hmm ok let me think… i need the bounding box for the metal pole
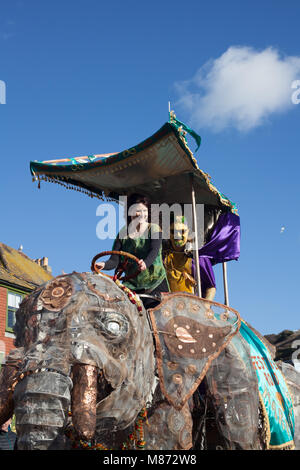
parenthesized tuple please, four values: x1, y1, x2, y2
(191, 177, 201, 297)
(222, 262, 229, 306)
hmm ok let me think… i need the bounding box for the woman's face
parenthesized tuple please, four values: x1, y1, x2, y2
(128, 202, 148, 222)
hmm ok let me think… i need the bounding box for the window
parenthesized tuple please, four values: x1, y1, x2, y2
(0, 342, 5, 369)
(6, 291, 23, 332)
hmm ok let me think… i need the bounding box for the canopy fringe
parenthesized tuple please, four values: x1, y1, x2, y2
(32, 174, 117, 202)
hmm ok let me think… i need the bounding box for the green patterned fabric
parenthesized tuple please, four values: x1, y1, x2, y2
(115, 224, 167, 292)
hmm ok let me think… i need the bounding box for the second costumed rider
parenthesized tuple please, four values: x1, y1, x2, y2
(96, 193, 170, 309)
(163, 216, 216, 300)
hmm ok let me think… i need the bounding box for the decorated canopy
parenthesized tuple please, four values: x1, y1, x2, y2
(29, 119, 237, 213)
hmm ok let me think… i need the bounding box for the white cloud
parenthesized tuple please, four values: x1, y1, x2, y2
(175, 46, 300, 132)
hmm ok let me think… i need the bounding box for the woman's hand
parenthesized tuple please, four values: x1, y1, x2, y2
(138, 259, 146, 271)
(95, 262, 105, 271)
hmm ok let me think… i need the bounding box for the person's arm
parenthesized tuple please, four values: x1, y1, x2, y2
(143, 234, 162, 268)
(102, 238, 121, 270)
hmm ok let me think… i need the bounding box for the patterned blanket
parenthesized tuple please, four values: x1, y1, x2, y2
(240, 321, 295, 449)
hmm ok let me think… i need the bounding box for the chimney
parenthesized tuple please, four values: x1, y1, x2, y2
(41, 257, 52, 274)
(34, 257, 52, 274)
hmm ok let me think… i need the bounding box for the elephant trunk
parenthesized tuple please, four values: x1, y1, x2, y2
(13, 370, 72, 450)
(71, 364, 98, 441)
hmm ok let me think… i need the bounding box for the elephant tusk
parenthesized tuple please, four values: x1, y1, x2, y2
(0, 365, 19, 426)
(71, 364, 98, 441)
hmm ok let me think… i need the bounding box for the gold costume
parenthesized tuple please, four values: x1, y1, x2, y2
(164, 251, 195, 293)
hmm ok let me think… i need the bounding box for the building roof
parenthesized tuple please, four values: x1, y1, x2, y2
(0, 243, 53, 291)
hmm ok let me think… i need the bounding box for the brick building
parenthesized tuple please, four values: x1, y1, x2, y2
(0, 243, 53, 364)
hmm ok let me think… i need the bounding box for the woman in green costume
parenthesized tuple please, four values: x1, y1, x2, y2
(96, 193, 169, 308)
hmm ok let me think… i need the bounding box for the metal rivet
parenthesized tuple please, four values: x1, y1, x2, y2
(186, 364, 197, 375)
(172, 374, 183, 385)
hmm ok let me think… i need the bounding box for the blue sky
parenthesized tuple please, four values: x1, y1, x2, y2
(1, 0, 300, 334)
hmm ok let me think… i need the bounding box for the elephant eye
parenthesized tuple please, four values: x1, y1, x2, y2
(106, 321, 121, 335)
(95, 310, 129, 340)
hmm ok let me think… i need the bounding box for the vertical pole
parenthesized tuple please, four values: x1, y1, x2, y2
(191, 176, 201, 297)
(222, 262, 229, 306)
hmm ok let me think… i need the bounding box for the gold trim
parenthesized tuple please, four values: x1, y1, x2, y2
(269, 441, 295, 450)
(259, 392, 271, 449)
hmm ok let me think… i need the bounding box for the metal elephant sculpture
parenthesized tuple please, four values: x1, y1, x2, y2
(0, 272, 274, 450)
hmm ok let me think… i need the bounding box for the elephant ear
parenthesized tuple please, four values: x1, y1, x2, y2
(149, 293, 241, 410)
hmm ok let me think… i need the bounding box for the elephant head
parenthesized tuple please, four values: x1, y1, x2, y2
(0, 272, 156, 449)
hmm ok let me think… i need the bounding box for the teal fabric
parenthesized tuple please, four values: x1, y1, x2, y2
(169, 115, 201, 152)
(240, 322, 295, 448)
